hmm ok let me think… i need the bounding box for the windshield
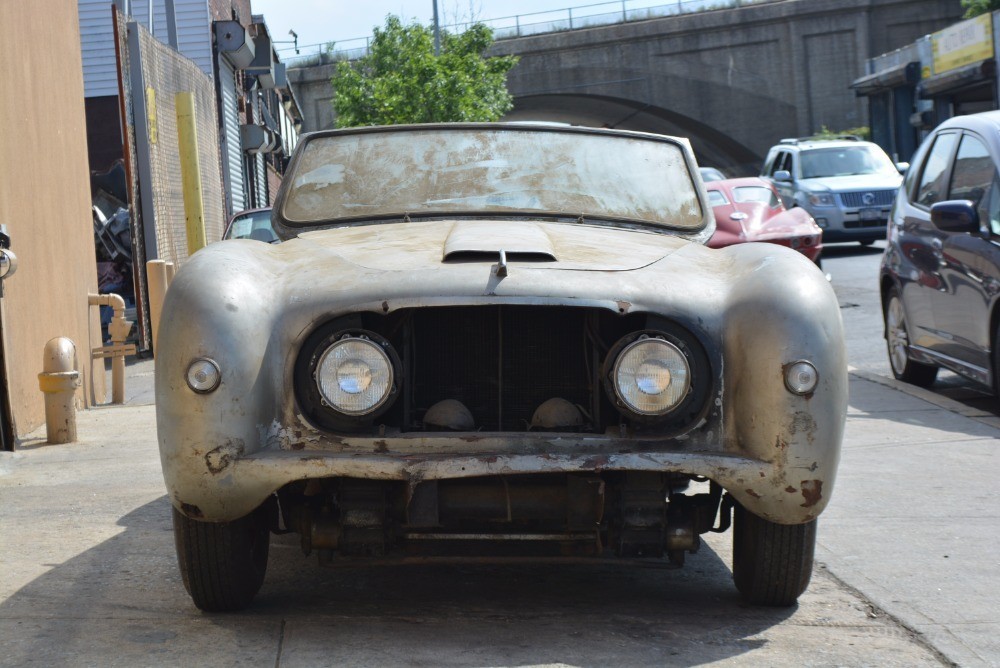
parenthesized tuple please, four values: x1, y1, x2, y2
(799, 146, 897, 179)
(225, 210, 277, 242)
(282, 127, 703, 229)
(732, 186, 780, 207)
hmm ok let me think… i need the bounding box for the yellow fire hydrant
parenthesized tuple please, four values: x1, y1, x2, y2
(38, 337, 80, 444)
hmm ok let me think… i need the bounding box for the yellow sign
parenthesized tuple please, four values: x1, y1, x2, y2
(932, 14, 994, 75)
(146, 87, 158, 145)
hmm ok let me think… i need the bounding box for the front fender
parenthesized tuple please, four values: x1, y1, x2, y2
(720, 243, 846, 522)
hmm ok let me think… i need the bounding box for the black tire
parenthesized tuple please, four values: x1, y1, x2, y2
(884, 287, 938, 387)
(172, 503, 272, 612)
(733, 504, 815, 606)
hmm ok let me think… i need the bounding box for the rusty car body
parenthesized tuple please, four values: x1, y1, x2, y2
(157, 123, 846, 612)
(706, 177, 823, 265)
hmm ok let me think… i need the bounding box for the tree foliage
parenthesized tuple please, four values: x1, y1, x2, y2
(962, 0, 1000, 17)
(331, 16, 519, 127)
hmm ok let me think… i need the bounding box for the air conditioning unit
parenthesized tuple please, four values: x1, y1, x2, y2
(214, 21, 255, 69)
(240, 124, 278, 154)
(258, 63, 286, 90)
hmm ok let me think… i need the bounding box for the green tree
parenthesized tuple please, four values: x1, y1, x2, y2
(961, 0, 1000, 17)
(331, 16, 518, 127)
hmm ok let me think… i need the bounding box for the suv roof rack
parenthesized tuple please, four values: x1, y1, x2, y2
(779, 135, 862, 145)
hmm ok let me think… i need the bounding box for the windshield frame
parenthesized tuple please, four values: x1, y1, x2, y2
(273, 123, 713, 243)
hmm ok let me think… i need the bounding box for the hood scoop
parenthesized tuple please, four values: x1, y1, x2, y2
(443, 221, 557, 263)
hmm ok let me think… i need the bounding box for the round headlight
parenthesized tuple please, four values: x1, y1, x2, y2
(612, 337, 691, 416)
(186, 358, 221, 393)
(315, 336, 394, 416)
(785, 360, 818, 395)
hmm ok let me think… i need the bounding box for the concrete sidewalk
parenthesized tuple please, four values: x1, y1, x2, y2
(0, 363, 996, 666)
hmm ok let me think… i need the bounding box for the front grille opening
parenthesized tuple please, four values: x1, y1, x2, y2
(348, 306, 646, 433)
(296, 306, 713, 436)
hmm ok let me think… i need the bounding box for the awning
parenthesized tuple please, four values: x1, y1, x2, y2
(918, 59, 996, 97)
(851, 62, 920, 96)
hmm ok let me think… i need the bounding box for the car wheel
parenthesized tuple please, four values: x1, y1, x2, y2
(732, 503, 815, 606)
(172, 502, 272, 612)
(884, 288, 938, 387)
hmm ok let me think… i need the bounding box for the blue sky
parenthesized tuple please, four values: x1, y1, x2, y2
(251, 0, 671, 57)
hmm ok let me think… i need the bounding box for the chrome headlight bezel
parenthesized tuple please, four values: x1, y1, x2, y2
(295, 322, 402, 431)
(611, 337, 691, 416)
(602, 325, 711, 429)
(315, 335, 395, 416)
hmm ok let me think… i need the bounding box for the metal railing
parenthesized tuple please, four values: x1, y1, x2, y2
(280, 0, 776, 67)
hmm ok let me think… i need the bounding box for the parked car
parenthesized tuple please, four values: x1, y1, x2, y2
(880, 111, 1000, 391)
(761, 136, 905, 244)
(222, 207, 278, 243)
(706, 177, 823, 265)
(158, 124, 846, 612)
(699, 166, 727, 182)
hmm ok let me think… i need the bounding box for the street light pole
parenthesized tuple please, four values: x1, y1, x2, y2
(432, 0, 441, 55)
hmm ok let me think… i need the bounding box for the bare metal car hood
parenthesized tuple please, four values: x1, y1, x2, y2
(296, 219, 690, 271)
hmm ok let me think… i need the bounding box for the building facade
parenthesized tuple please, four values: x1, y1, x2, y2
(855, 11, 999, 162)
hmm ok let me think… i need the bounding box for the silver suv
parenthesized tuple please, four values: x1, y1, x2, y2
(761, 137, 905, 244)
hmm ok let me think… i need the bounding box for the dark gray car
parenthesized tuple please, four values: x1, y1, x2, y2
(880, 111, 1000, 391)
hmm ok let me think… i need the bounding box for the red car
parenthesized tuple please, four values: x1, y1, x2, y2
(706, 177, 823, 265)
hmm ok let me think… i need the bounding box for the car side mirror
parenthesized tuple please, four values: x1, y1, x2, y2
(930, 200, 979, 233)
(895, 162, 909, 175)
(773, 170, 791, 182)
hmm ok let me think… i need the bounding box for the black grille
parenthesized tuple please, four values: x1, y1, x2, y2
(839, 190, 896, 208)
(295, 306, 707, 435)
(410, 306, 593, 430)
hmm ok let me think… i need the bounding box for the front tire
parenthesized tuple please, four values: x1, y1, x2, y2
(884, 287, 938, 387)
(733, 504, 815, 606)
(172, 502, 272, 612)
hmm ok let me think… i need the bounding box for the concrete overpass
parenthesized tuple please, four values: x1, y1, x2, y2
(289, 0, 962, 174)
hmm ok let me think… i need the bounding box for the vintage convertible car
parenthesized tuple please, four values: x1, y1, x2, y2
(706, 177, 823, 265)
(157, 124, 846, 612)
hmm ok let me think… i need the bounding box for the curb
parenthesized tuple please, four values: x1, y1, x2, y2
(848, 367, 1000, 431)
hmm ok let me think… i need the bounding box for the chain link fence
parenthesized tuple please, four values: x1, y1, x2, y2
(115, 14, 226, 349)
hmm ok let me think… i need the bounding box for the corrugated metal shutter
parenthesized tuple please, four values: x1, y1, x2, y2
(79, 0, 119, 97)
(128, 0, 213, 76)
(255, 154, 268, 207)
(219, 58, 246, 214)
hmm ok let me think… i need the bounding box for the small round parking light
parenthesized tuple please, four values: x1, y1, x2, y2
(785, 361, 818, 395)
(186, 358, 221, 393)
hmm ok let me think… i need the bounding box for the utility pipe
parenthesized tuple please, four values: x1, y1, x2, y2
(38, 337, 80, 444)
(89, 293, 131, 404)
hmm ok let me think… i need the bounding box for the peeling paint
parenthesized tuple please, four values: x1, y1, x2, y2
(800, 479, 823, 507)
(785, 485, 796, 493)
(789, 411, 817, 444)
(205, 440, 245, 474)
(745, 488, 761, 499)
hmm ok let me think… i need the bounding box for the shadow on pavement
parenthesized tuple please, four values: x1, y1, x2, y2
(0, 495, 799, 666)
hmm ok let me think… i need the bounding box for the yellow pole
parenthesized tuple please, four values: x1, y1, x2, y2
(175, 92, 207, 255)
